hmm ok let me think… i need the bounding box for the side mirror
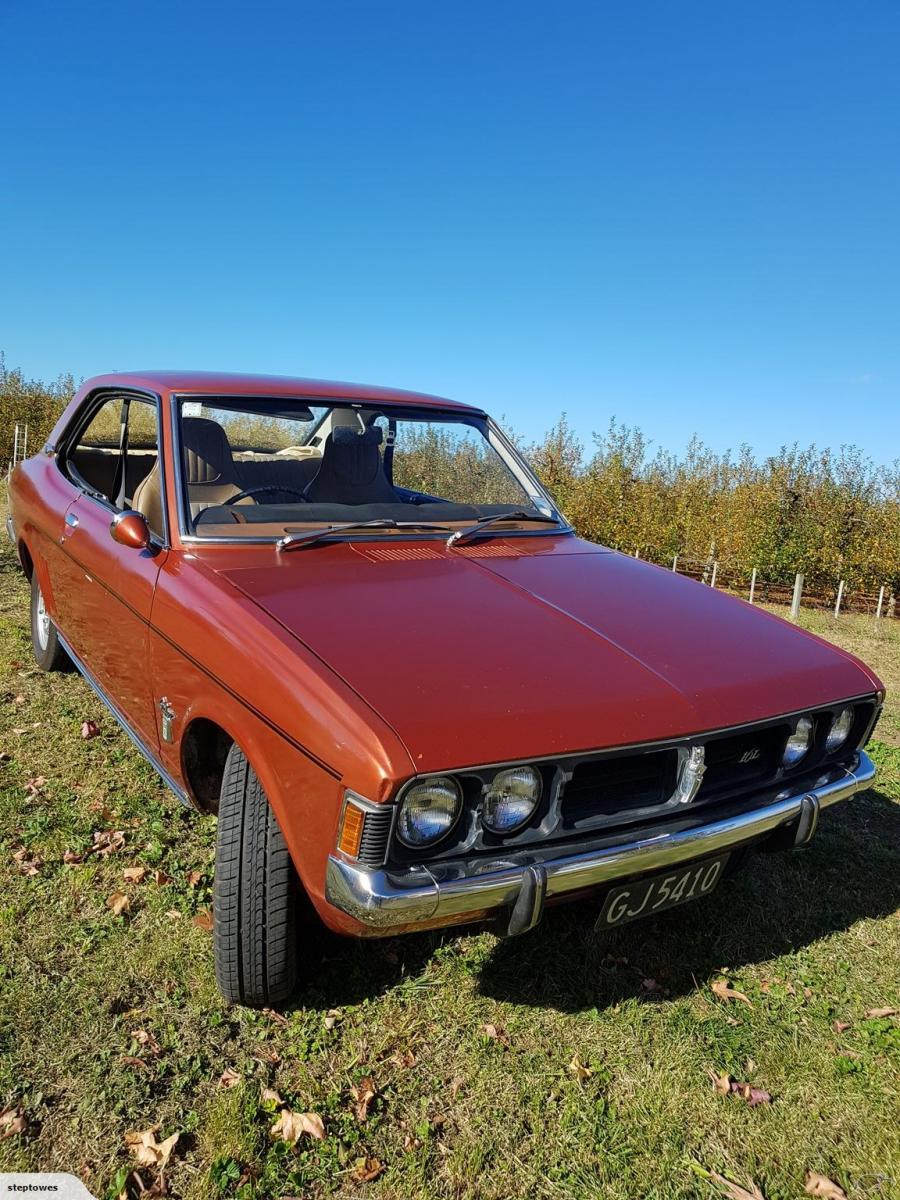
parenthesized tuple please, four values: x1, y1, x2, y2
(110, 510, 153, 551)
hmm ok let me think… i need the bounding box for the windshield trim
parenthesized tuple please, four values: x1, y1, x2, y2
(169, 392, 566, 544)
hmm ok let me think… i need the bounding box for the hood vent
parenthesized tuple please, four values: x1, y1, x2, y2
(356, 544, 444, 562)
(455, 541, 522, 558)
(355, 540, 523, 562)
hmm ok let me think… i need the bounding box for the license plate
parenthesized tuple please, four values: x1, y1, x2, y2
(596, 854, 729, 929)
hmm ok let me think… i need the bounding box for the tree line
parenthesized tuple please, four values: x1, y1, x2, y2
(2, 356, 898, 591)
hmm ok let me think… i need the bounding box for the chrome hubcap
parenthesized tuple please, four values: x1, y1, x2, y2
(36, 587, 51, 650)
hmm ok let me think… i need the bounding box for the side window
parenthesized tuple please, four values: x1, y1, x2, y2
(66, 395, 164, 539)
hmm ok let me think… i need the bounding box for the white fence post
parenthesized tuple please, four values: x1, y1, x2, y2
(875, 585, 885, 621)
(12, 424, 19, 466)
(634, 548, 640, 558)
(21, 424, 28, 460)
(834, 580, 845, 618)
(710, 561, 718, 589)
(672, 555, 678, 573)
(790, 573, 804, 620)
(749, 568, 757, 604)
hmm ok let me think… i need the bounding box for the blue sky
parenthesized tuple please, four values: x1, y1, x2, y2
(2, 1, 898, 463)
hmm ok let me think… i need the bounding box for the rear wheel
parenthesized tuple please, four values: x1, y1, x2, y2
(30, 575, 69, 672)
(213, 744, 300, 1006)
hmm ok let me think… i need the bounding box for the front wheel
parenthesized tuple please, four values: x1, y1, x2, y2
(30, 574, 69, 672)
(213, 744, 300, 1006)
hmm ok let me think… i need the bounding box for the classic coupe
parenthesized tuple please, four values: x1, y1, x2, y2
(6, 371, 882, 1006)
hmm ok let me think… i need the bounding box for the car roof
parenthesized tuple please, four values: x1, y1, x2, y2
(81, 371, 484, 414)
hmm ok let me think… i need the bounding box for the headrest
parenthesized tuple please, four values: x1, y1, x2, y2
(332, 425, 383, 446)
(181, 417, 236, 484)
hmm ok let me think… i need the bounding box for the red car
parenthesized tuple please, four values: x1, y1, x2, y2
(7, 371, 883, 1006)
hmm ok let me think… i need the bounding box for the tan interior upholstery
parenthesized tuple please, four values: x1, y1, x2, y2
(132, 459, 165, 536)
(133, 416, 246, 533)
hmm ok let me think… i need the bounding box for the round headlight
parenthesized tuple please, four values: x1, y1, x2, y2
(783, 715, 814, 768)
(826, 706, 854, 754)
(396, 776, 461, 847)
(483, 766, 542, 834)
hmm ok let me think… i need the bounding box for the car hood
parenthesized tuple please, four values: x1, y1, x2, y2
(219, 538, 878, 773)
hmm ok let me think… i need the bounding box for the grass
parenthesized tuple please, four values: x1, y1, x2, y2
(0, 538, 898, 1200)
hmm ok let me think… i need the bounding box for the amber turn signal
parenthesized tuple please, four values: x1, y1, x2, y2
(338, 800, 366, 858)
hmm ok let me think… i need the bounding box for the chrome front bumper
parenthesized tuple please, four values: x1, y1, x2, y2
(326, 751, 876, 934)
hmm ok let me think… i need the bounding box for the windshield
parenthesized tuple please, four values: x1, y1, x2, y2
(174, 397, 563, 540)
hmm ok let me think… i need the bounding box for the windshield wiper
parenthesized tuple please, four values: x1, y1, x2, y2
(277, 519, 453, 552)
(447, 510, 562, 548)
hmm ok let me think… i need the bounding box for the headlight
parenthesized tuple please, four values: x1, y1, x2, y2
(826, 706, 854, 754)
(783, 715, 814, 768)
(482, 766, 542, 834)
(396, 776, 461, 847)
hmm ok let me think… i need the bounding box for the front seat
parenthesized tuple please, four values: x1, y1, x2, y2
(133, 416, 246, 530)
(304, 425, 397, 505)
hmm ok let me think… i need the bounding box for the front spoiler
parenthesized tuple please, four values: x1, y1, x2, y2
(325, 751, 876, 933)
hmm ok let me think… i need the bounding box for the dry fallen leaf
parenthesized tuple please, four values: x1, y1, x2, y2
(123, 866, 147, 884)
(390, 1049, 416, 1069)
(270, 1109, 325, 1143)
(192, 910, 213, 932)
(131, 1029, 161, 1057)
(92, 829, 126, 857)
(13, 693, 26, 706)
(219, 1068, 241, 1089)
(351, 1075, 378, 1122)
(864, 1006, 897, 1019)
(107, 890, 131, 916)
(12, 846, 42, 875)
(706, 1068, 771, 1106)
(712, 979, 753, 1007)
(351, 1157, 384, 1183)
(709, 1171, 765, 1200)
(0, 1106, 27, 1139)
(153, 869, 173, 886)
(732, 1081, 772, 1107)
(832, 1020, 851, 1034)
(450, 1075, 465, 1100)
(323, 1008, 342, 1030)
(262, 1007, 289, 1026)
(121, 1055, 150, 1072)
(261, 1087, 285, 1106)
(186, 869, 203, 887)
(707, 1069, 732, 1096)
(81, 720, 100, 739)
(568, 1054, 593, 1083)
(481, 1022, 510, 1046)
(805, 1172, 848, 1199)
(124, 1127, 179, 1169)
(24, 775, 46, 795)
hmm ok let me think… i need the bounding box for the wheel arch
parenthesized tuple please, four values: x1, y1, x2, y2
(17, 538, 34, 581)
(180, 716, 235, 813)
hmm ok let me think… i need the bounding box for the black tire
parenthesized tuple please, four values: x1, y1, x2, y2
(214, 743, 299, 1006)
(30, 574, 69, 672)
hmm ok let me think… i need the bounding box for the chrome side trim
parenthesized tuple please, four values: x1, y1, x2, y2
(325, 751, 876, 929)
(57, 632, 194, 809)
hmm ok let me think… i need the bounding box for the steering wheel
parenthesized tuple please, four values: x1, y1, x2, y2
(224, 486, 309, 506)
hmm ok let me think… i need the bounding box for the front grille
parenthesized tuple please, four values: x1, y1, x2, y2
(699, 724, 789, 797)
(357, 807, 394, 865)
(562, 749, 678, 826)
(382, 696, 879, 865)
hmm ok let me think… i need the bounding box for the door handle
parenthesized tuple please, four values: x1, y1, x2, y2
(65, 512, 79, 528)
